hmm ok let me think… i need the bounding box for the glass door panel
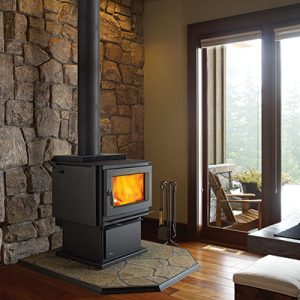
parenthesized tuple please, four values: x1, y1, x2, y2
(206, 39, 262, 232)
(280, 36, 300, 220)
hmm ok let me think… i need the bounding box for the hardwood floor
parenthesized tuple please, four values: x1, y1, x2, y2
(0, 241, 261, 300)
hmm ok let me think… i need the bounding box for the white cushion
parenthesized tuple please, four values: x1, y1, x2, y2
(233, 255, 300, 297)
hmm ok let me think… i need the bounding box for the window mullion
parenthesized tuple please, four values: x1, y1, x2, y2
(261, 26, 280, 225)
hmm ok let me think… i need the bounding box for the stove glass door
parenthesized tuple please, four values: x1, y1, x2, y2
(112, 173, 145, 207)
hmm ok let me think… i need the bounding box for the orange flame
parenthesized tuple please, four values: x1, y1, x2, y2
(112, 173, 145, 206)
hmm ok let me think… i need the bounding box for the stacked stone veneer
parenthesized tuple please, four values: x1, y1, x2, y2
(0, 0, 144, 264)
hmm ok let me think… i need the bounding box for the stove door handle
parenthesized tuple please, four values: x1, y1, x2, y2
(107, 190, 114, 206)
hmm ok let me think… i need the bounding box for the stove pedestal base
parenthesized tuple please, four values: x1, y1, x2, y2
(59, 218, 145, 269)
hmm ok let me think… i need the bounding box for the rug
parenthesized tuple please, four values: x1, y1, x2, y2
(274, 223, 300, 240)
(20, 240, 199, 294)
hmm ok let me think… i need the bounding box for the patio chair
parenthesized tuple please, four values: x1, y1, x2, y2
(208, 171, 262, 231)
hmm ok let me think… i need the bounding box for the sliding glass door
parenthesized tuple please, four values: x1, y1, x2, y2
(203, 36, 262, 233)
(279, 34, 300, 220)
(201, 31, 300, 234)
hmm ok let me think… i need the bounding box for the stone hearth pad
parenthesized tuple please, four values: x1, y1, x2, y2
(20, 240, 199, 294)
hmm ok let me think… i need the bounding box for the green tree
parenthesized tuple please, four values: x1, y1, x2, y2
(225, 40, 261, 171)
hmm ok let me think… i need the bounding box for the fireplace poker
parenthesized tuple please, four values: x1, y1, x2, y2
(167, 181, 178, 246)
(170, 181, 178, 241)
(158, 181, 168, 241)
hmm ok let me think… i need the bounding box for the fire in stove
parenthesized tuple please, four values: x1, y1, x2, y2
(113, 173, 145, 207)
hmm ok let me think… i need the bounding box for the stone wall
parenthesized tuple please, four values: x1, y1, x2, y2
(0, 0, 144, 264)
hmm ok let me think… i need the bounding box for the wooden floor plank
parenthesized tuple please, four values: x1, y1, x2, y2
(194, 263, 236, 280)
(188, 271, 234, 288)
(171, 289, 233, 300)
(186, 249, 254, 269)
(171, 280, 233, 297)
(0, 241, 262, 300)
(188, 245, 258, 263)
(179, 276, 234, 294)
(182, 242, 260, 260)
(0, 265, 102, 300)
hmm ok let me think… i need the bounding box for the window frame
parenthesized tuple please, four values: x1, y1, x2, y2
(187, 4, 300, 246)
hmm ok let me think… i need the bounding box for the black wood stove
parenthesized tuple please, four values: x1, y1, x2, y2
(51, 0, 152, 269)
(52, 156, 152, 269)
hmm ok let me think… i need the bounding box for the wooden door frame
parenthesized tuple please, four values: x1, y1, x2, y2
(187, 4, 300, 246)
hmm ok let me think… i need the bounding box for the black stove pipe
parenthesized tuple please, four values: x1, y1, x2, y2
(78, 0, 100, 156)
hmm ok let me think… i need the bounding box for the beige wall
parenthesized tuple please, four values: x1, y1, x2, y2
(144, 0, 300, 223)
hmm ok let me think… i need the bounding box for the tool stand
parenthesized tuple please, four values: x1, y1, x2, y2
(158, 180, 178, 246)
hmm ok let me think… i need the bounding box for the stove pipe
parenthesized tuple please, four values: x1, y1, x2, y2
(78, 0, 100, 156)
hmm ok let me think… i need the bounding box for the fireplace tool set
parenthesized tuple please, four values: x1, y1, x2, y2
(158, 180, 178, 245)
